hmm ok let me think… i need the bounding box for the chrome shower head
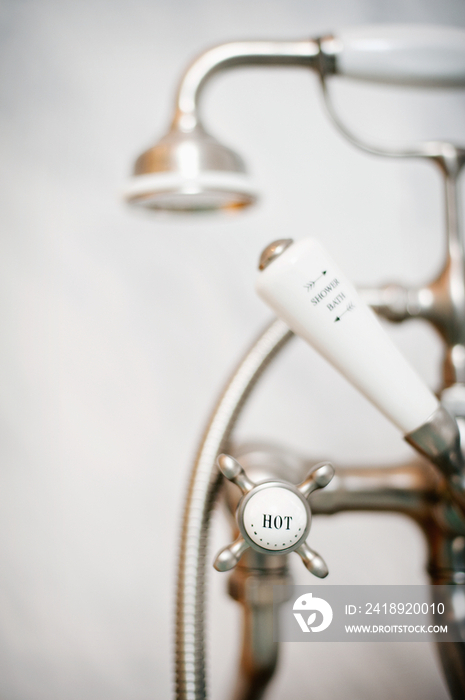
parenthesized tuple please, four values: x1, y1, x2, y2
(123, 124, 257, 212)
(124, 39, 321, 214)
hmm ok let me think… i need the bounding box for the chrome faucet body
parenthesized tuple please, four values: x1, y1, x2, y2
(125, 27, 465, 700)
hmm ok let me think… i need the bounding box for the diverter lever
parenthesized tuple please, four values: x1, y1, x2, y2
(256, 238, 465, 508)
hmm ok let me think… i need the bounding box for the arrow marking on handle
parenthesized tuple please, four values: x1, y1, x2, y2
(334, 302, 355, 322)
(304, 271, 327, 291)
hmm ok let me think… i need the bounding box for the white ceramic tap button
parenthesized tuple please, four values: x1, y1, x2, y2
(242, 485, 308, 551)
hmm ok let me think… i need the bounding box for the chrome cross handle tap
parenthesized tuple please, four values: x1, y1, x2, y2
(213, 454, 334, 577)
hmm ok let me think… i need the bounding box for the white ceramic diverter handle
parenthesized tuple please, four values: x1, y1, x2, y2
(256, 237, 439, 434)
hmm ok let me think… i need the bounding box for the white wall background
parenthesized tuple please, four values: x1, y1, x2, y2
(0, 1, 465, 698)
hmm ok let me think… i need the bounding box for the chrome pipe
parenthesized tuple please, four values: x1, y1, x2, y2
(353, 147, 465, 387)
(311, 461, 440, 520)
(228, 550, 292, 700)
(229, 445, 442, 520)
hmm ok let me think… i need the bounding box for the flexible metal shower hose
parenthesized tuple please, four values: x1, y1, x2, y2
(175, 319, 293, 700)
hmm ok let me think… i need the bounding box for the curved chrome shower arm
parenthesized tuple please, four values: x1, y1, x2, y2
(172, 39, 320, 132)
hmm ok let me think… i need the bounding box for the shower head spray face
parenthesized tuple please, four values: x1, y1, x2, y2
(123, 125, 257, 212)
